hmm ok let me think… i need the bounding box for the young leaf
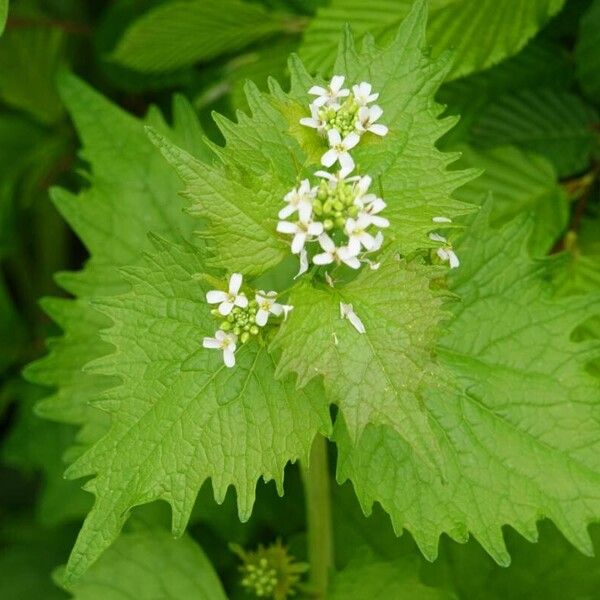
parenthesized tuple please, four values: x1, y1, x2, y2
(300, 0, 565, 81)
(60, 239, 331, 585)
(58, 525, 227, 600)
(336, 205, 600, 565)
(470, 89, 599, 178)
(111, 0, 293, 73)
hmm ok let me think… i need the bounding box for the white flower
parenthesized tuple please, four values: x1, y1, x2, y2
(356, 105, 388, 136)
(279, 179, 314, 221)
(339, 302, 366, 334)
(312, 233, 360, 269)
(361, 197, 389, 228)
(206, 273, 248, 316)
(309, 75, 350, 107)
(432, 216, 452, 224)
(203, 330, 237, 368)
(345, 215, 376, 255)
(255, 291, 287, 326)
(429, 232, 460, 269)
(352, 175, 374, 207)
(295, 248, 309, 279)
(352, 82, 379, 106)
(321, 129, 360, 176)
(280, 304, 294, 320)
(371, 231, 384, 252)
(299, 103, 325, 133)
(277, 217, 324, 254)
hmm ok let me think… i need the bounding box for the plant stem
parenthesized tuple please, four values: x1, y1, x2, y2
(301, 435, 334, 599)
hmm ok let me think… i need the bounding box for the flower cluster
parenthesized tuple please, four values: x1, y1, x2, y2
(277, 75, 389, 277)
(203, 273, 292, 368)
(230, 540, 308, 600)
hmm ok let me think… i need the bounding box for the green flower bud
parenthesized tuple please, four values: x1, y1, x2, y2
(220, 321, 232, 331)
(335, 216, 346, 228)
(250, 325, 259, 335)
(233, 326, 242, 336)
(333, 201, 344, 211)
(240, 331, 250, 344)
(210, 308, 219, 316)
(324, 219, 334, 230)
(348, 205, 359, 217)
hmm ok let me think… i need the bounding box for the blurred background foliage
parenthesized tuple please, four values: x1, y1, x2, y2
(0, 0, 599, 597)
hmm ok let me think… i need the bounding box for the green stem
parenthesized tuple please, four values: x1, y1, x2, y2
(301, 435, 334, 599)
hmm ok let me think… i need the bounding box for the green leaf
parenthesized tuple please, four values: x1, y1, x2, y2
(59, 525, 227, 600)
(335, 205, 600, 565)
(454, 144, 569, 254)
(60, 239, 330, 585)
(0, 0, 7, 37)
(437, 38, 573, 148)
(330, 553, 450, 600)
(300, 0, 565, 81)
(272, 259, 447, 473)
(25, 74, 211, 485)
(111, 0, 294, 73)
(470, 89, 599, 178)
(576, 0, 600, 102)
(0, 25, 65, 124)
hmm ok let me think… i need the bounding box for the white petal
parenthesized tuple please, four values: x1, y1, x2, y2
(291, 232, 307, 254)
(336, 89, 350, 98)
(327, 128, 341, 146)
(300, 117, 320, 128)
(437, 248, 450, 262)
(344, 132, 360, 149)
(370, 215, 390, 228)
(370, 105, 383, 121)
(308, 85, 327, 96)
(448, 250, 460, 269)
(278, 204, 296, 219)
(371, 231, 384, 251)
(307, 221, 324, 236)
(348, 310, 365, 334)
(368, 124, 388, 136)
(255, 309, 269, 327)
(330, 75, 345, 93)
(206, 290, 228, 304)
(342, 254, 361, 269)
(277, 221, 298, 234)
(359, 232, 376, 250)
(347, 237, 361, 256)
(218, 301, 234, 316)
(357, 175, 372, 194)
(338, 152, 355, 176)
(312, 95, 328, 108)
(295, 249, 309, 279)
(298, 201, 313, 222)
(318, 233, 335, 252)
(229, 273, 243, 294)
(203, 337, 220, 349)
(299, 179, 311, 194)
(429, 232, 447, 243)
(234, 294, 248, 308)
(433, 216, 452, 223)
(313, 252, 334, 265)
(368, 198, 386, 213)
(215, 330, 227, 341)
(270, 303, 284, 316)
(223, 348, 236, 368)
(314, 170, 336, 181)
(321, 148, 338, 168)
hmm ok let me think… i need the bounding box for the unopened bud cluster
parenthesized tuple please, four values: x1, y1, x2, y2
(231, 540, 309, 600)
